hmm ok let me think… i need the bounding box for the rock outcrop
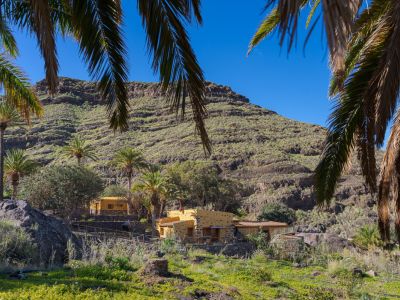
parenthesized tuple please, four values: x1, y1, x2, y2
(0, 200, 81, 265)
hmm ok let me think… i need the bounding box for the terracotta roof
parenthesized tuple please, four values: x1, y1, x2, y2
(235, 221, 288, 228)
(159, 220, 194, 227)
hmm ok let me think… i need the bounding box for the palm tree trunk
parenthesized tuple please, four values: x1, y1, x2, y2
(0, 127, 5, 202)
(11, 180, 18, 200)
(377, 190, 391, 242)
(151, 193, 161, 237)
(127, 172, 133, 215)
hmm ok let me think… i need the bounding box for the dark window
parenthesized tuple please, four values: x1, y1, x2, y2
(187, 228, 194, 237)
(107, 204, 114, 209)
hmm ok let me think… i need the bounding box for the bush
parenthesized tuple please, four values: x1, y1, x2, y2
(247, 231, 270, 252)
(258, 202, 296, 224)
(20, 165, 103, 217)
(0, 221, 37, 266)
(353, 225, 383, 250)
(102, 185, 128, 197)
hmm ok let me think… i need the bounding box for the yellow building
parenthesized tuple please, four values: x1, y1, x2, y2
(157, 209, 235, 243)
(156, 209, 291, 244)
(89, 197, 129, 216)
(234, 221, 291, 238)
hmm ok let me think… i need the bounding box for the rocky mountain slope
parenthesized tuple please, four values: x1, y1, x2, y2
(5, 77, 370, 215)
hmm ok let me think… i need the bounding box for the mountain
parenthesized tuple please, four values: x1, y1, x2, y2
(5, 77, 370, 215)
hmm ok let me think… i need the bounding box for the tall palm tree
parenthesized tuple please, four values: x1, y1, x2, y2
(248, 0, 400, 243)
(4, 149, 36, 200)
(113, 148, 147, 213)
(1, 0, 210, 151)
(0, 102, 19, 201)
(132, 170, 168, 236)
(62, 136, 98, 164)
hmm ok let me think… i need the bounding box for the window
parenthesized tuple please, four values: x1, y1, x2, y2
(107, 204, 114, 209)
(187, 228, 194, 237)
(202, 228, 211, 237)
(160, 228, 164, 235)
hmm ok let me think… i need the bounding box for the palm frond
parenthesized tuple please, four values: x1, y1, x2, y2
(65, 0, 129, 131)
(137, 0, 210, 154)
(305, 0, 320, 29)
(0, 54, 43, 121)
(321, 0, 361, 77)
(248, 7, 280, 54)
(314, 35, 385, 205)
(373, 1, 400, 146)
(0, 16, 18, 57)
(27, 0, 58, 92)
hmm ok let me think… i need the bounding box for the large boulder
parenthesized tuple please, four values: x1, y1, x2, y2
(0, 200, 81, 266)
(295, 232, 352, 252)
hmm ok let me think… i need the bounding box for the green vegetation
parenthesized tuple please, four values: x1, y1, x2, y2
(61, 136, 98, 165)
(19, 165, 103, 218)
(102, 185, 129, 197)
(4, 149, 36, 199)
(258, 202, 296, 224)
(132, 170, 169, 235)
(0, 246, 399, 300)
(0, 221, 37, 268)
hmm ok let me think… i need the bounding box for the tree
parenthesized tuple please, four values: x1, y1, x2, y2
(248, 1, 400, 243)
(0, 64, 42, 202)
(258, 202, 296, 225)
(19, 165, 103, 218)
(61, 136, 97, 164)
(165, 161, 243, 212)
(102, 184, 128, 197)
(0, 102, 19, 201)
(113, 148, 147, 210)
(1, 1, 210, 150)
(4, 149, 36, 200)
(132, 170, 168, 236)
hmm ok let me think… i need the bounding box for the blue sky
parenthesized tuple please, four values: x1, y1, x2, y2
(14, 0, 332, 127)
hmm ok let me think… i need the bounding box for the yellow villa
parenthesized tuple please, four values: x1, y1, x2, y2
(156, 209, 291, 244)
(89, 197, 129, 216)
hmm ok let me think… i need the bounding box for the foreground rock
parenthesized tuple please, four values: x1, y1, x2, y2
(0, 200, 81, 266)
(141, 259, 169, 277)
(295, 232, 352, 252)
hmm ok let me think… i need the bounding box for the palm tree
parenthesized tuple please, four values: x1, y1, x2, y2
(113, 148, 147, 213)
(0, 102, 19, 201)
(114, 148, 147, 191)
(248, 1, 400, 243)
(62, 136, 98, 164)
(4, 149, 36, 200)
(132, 170, 168, 236)
(1, 1, 210, 151)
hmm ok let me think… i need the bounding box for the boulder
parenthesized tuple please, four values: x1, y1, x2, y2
(295, 233, 351, 252)
(0, 200, 81, 266)
(141, 259, 169, 277)
(269, 235, 308, 261)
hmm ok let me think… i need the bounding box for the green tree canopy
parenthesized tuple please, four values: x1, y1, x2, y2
(20, 165, 103, 218)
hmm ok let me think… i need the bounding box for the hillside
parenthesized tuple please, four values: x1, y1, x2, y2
(5, 77, 369, 214)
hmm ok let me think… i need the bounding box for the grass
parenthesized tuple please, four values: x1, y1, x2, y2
(0, 250, 399, 300)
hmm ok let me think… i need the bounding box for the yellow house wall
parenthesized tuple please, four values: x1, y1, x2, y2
(194, 210, 234, 228)
(89, 198, 128, 215)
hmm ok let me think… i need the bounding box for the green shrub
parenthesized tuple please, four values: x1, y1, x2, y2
(353, 225, 383, 250)
(104, 255, 133, 271)
(102, 185, 128, 197)
(20, 165, 103, 217)
(0, 221, 37, 266)
(247, 231, 270, 252)
(258, 202, 296, 224)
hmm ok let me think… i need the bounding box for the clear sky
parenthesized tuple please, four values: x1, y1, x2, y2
(14, 0, 332, 127)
